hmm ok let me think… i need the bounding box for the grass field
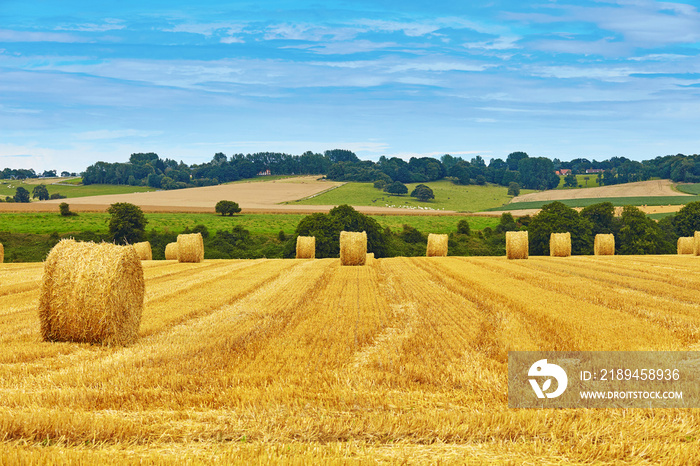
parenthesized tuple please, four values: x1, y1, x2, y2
(0, 180, 154, 199)
(289, 180, 532, 212)
(496, 195, 700, 211)
(0, 212, 499, 236)
(676, 183, 700, 195)
(555, 174, 601, 189)
(2, 255, 700, 463)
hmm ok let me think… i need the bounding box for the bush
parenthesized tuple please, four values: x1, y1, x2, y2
(58, 203, 76, 217)
(215, 200, 241, 216)
(50, 193, 67, 199)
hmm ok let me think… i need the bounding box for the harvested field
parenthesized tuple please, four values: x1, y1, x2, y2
(2, 256, 700, 463)
(511, 180, 688, 203)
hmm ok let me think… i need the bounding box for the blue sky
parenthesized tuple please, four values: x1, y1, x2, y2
(1, 0, 700, 173)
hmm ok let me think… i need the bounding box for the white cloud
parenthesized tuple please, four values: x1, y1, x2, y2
(0, 29, 87, 43)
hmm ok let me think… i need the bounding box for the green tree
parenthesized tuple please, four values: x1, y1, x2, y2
(289, 204, 387, 258)
(373, 179, 387, 190)
(107, 202, 148, 244)
(457, 219, 471, 235)
(32, 184, 49, 200)
(215, 200, 241, 216)
(384, 181, 408, 196)
(580, 202, 617, 234)
(507, 182, 520, 196)
(618, 206, 673, 255)
(14, 187, 30, 203)
(673, 201, 700, 237)
(563, 174, 577, 188)
(410, 184, 434, 201)
(495, 212, 518, 233)
(527, 201, 593, 255)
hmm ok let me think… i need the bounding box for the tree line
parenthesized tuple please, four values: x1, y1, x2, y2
(4, 150, 700, 191)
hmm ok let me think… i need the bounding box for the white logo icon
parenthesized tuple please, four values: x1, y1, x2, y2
(528, 359, 568, 398)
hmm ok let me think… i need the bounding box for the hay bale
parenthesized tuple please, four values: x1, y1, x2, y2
(340, 231, 367, 266)
(177, 233, 204, 263)
(678, 236, 694, 255)
(366, 252, 375, 265)
(296, 236, 316, 259)
(695, 231, 700, 256)
(164, 242, 178, 260)
(38, 239, 144, 346)
(133, 241, 152, 261)
(550, 232, 571, 257)
(426, 233, 448, 257)
(506, 231, 528, 259)
(594, 234, 615, 256)
(0, 243, 3, 264)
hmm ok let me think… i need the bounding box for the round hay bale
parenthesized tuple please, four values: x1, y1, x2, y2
(164, 242, 178, 260)
(678, 236, 694, 255)
(295, 236, 316, 259)
(594, 234, 615, 256)
(0, 242, 3, 264)
(695, 231, 700, 256)
(340, 231, 367, 266)
(506, 231, 528, 259)
(550, 232, 571, 257)
(38, 239, 144, 346)
(366, 252, 375, 265)
(133, 241, 152, 261)
(426, 233, 448, 257)
(177, 233, 204, 263)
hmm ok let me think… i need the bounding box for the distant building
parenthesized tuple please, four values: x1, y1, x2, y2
(257, 169, 271, 176)
(585, 169, 604, 174)
(556, 169, 572, 176)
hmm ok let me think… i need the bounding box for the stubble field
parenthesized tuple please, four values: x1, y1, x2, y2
(2, 255, 700, 464)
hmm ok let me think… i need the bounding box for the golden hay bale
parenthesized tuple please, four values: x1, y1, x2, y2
(550, 232, 571, 257)
(177, 233, 204, 263)
(695, 231, 700, 256)
(133, 241, 152, 261)
(595, 234, 615, 256)
(366, 252, 375, 265)
(164, 242, 178, 260)
(340, 231, 367, 266)
(0, 243, 3, 264)
(506, 231, 528, 259)
(426, 233, 448, 257)
(678, 236, 694, 255)
(38, 239, 144, 346)
(296, 236, 316, 259)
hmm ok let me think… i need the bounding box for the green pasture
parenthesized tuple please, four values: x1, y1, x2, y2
(676, 183, 700, 195)
(288, 180, 531, 212)
(0, 179, 154, 199)
(555, 174, 601, 189)
(0, 212, 498, 236)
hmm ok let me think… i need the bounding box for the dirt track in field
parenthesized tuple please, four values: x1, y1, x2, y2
(511, 179, 688, 203)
